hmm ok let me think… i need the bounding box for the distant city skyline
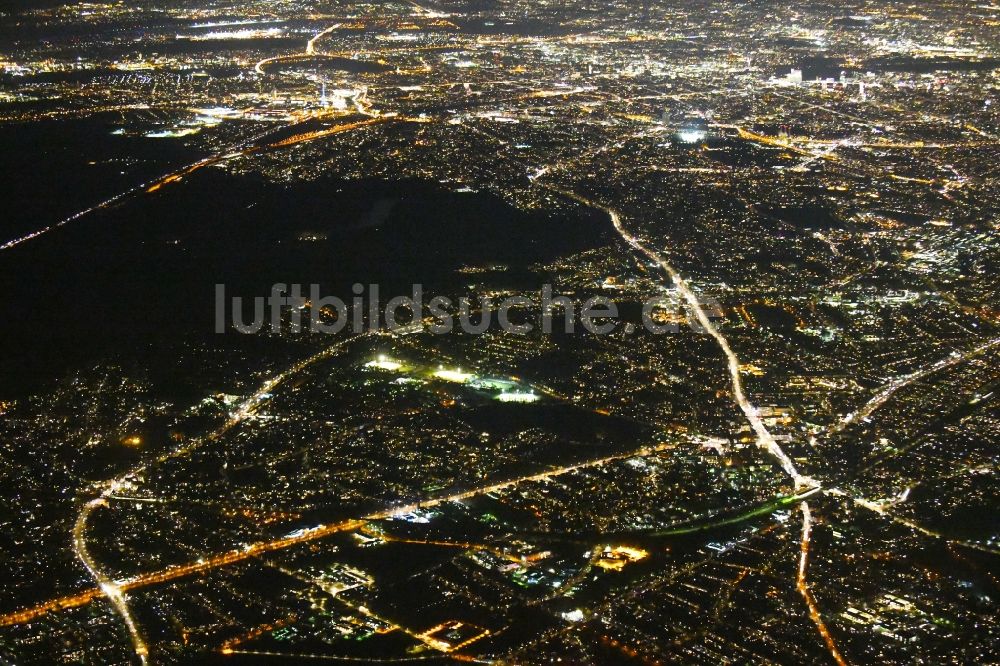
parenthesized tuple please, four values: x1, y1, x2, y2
(0, 1, 998, 664)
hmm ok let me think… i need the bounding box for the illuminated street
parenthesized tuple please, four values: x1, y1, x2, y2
(1, 0, 999, 664)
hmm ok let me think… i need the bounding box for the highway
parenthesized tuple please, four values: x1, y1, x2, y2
(846, 494, 1000, 557)
(796, 502, 848, 666)
(17, 302, 665, 650)
(0, 114, 295, 252)
(0, 9, 397, 256)
(7, 185, 859, 661)
(462, 126, 812, 492)
(61, 332, 369, 663)
(600, 194, 847, 664)
(0, 113, 389, 253)
(223, 649, 462, 662)
(74, 499, 149, 664)
(554, 190, 810, 489)
(306, 23, 341, 55)
(823, 335, 1000, 441)
(801, 329, 998, 661)
(548, 190, 852, 663)
(0, 441, 679, 630)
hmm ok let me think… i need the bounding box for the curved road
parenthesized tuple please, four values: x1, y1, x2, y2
(556, 190, 809, 488)
(74, 499, 149, 664)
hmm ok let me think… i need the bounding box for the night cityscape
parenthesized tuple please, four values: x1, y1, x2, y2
(0, 1, 998, 664)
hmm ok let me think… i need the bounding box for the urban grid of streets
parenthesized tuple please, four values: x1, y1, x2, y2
(1, 0, 999, 664)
